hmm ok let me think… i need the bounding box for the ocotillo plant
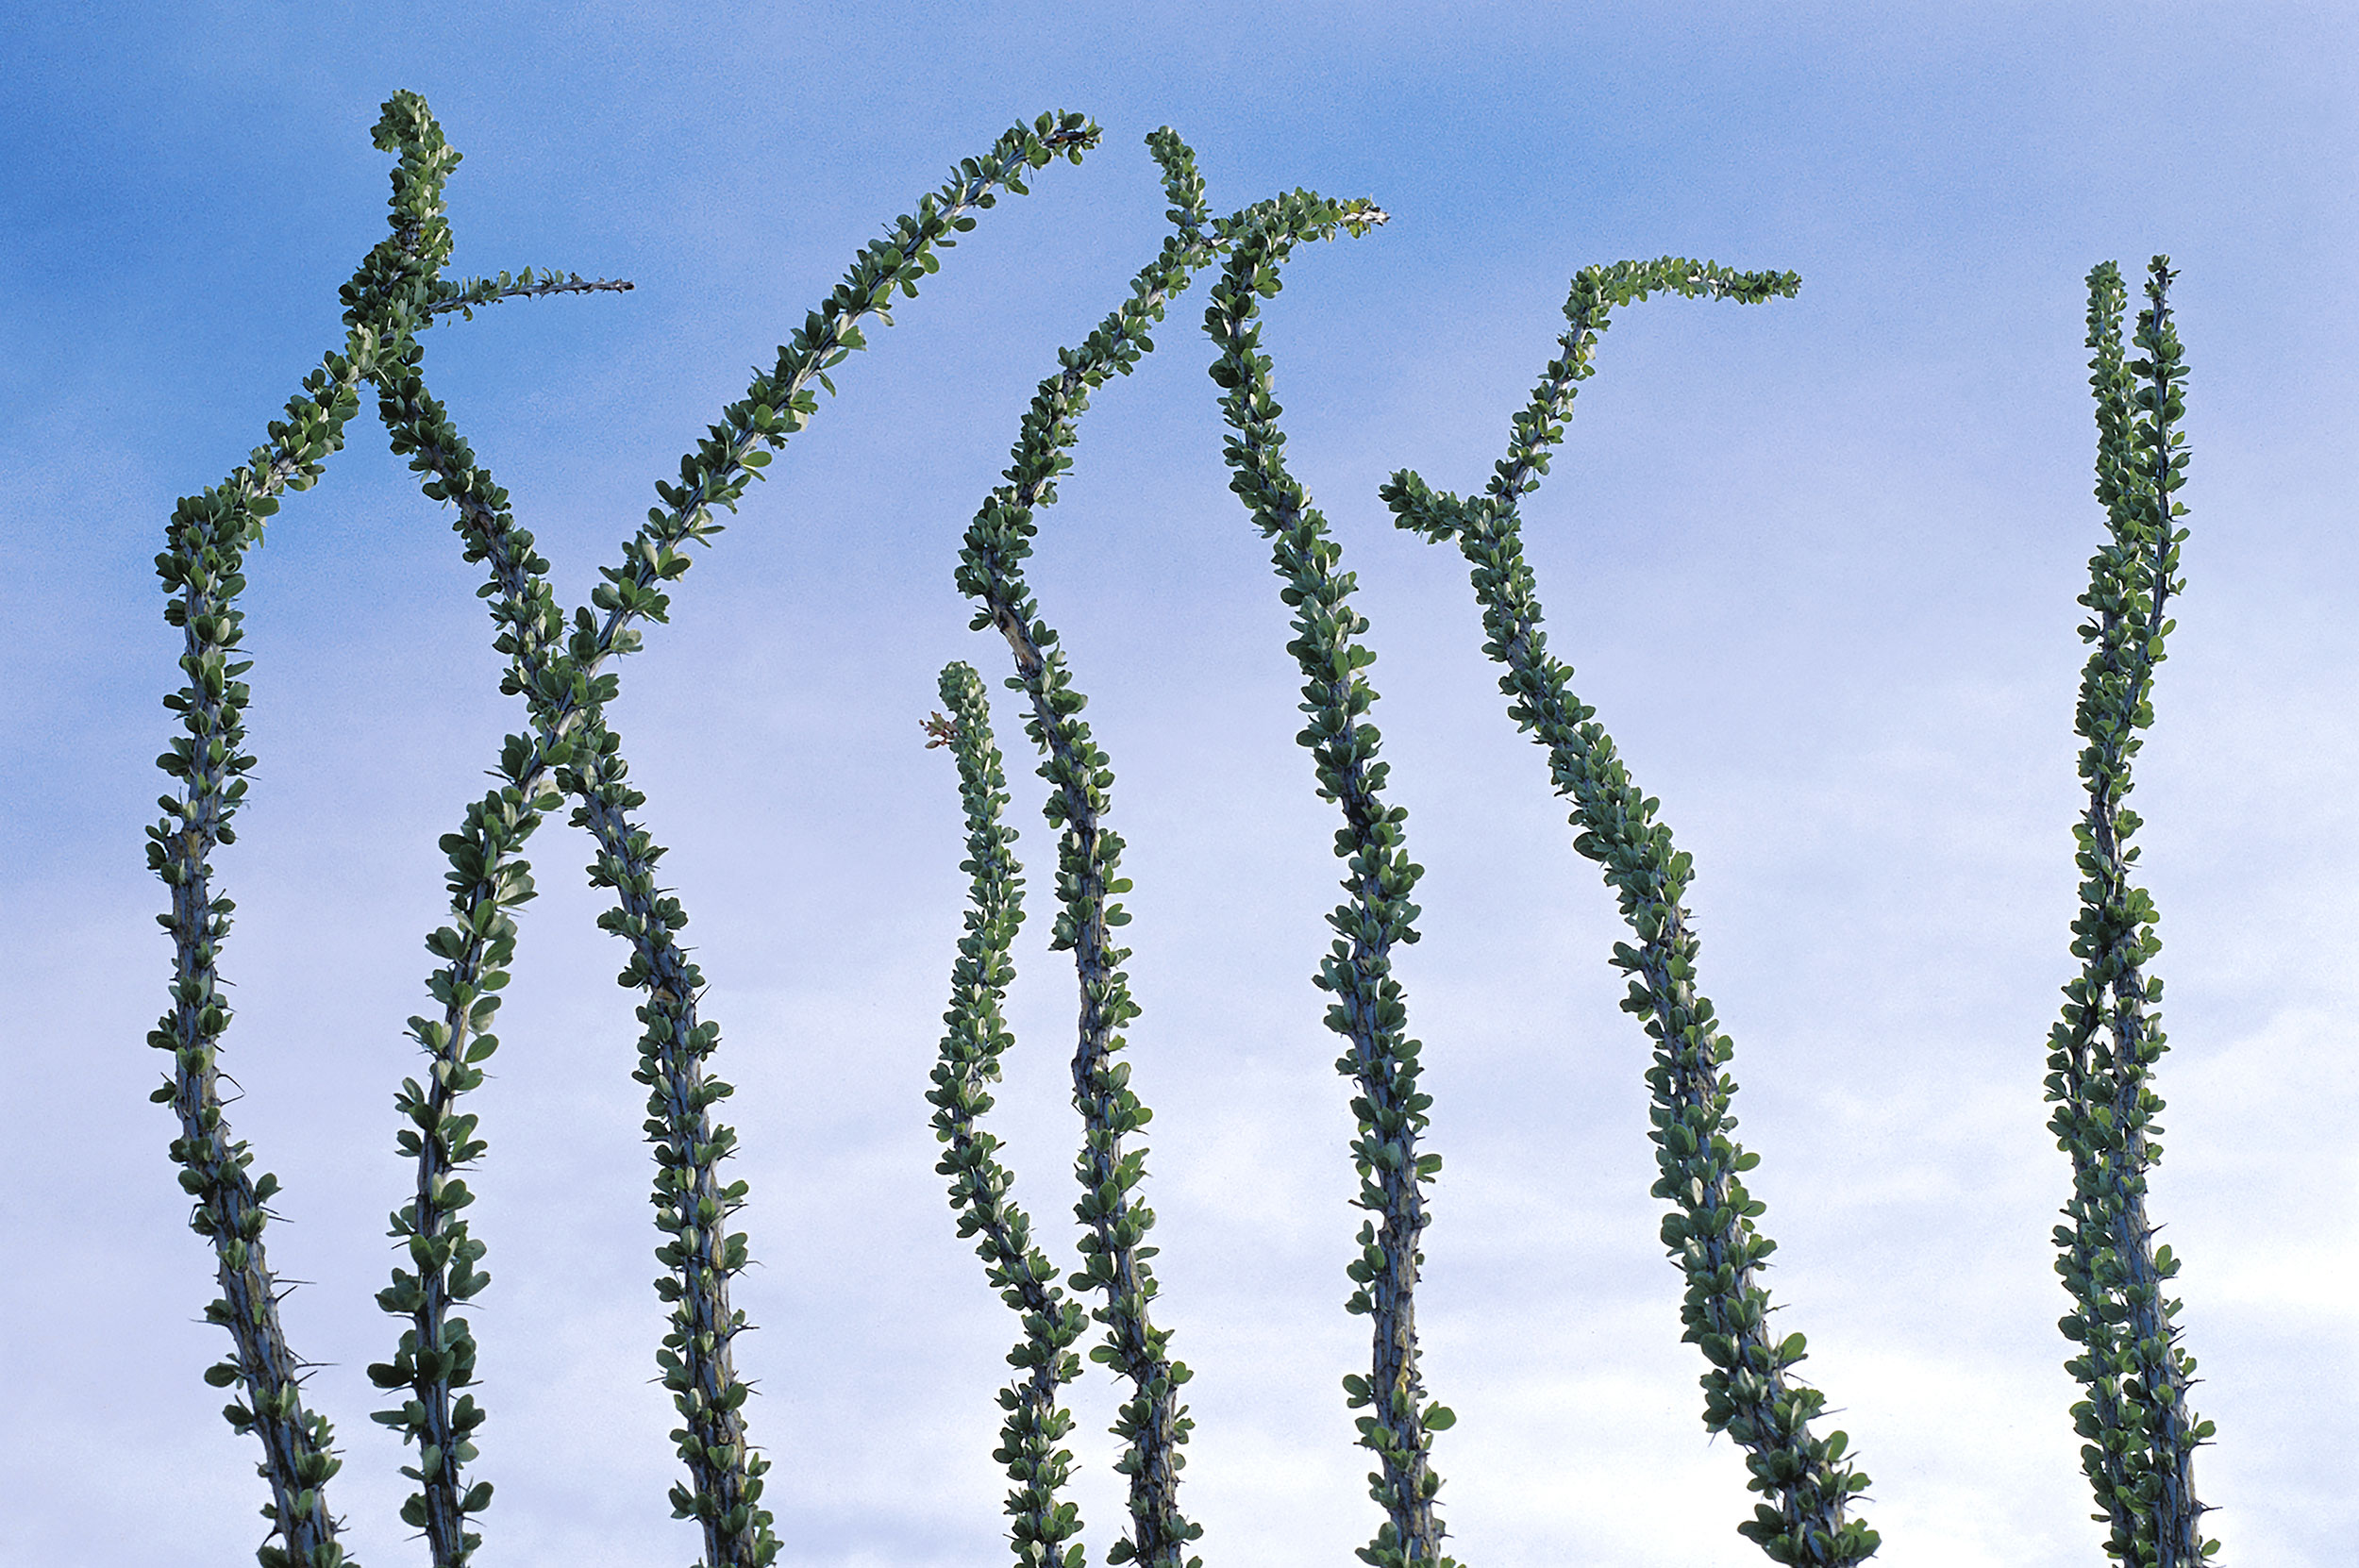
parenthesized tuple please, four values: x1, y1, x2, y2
(149, 90, 1097, 1568)
(1379, 258, 1882, 1568)
(2045, 257, 2213, 1568)
(145, 84, 2224, 1568)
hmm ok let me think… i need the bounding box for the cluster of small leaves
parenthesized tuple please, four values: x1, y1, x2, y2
(2045, 258, 2216, 1568)
(1381, 259, 1879, 1568)
(1202, 197, 1476, 1568)
(336, 92, 460, 331)
(924, 666, 1094, 1568)
(950, 129, 1215, 1568)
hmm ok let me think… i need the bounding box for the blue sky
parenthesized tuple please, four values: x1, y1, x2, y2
(5, 3, 2355, 1565)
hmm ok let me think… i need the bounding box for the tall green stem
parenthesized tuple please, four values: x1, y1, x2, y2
(1384, 259, 1878, 1568)
(2046, 258, 2214, 1568)
(1201, 201, 1475, 1568)
(336, 95, 574, 1568)
(148, 337, 372, 1568)
(925, 665, 1092, 1568)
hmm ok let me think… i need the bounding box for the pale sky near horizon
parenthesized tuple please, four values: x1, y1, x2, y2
(5, 4, 2356, 1566)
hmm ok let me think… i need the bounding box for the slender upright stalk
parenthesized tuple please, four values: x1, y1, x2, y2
(952, 129, 1215, 1568)
(142, 88, 479, 1568)
(2048, 260, 2151, 1559)
(924, 666, 1092, 1568)
(148, 337, 371, 1568)
(374, 108, 1100, 1568)
(1383, 259, 1878, 1568)
(2045, 258, 2215, 1568)
(1202, 200, 1482, 1568)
